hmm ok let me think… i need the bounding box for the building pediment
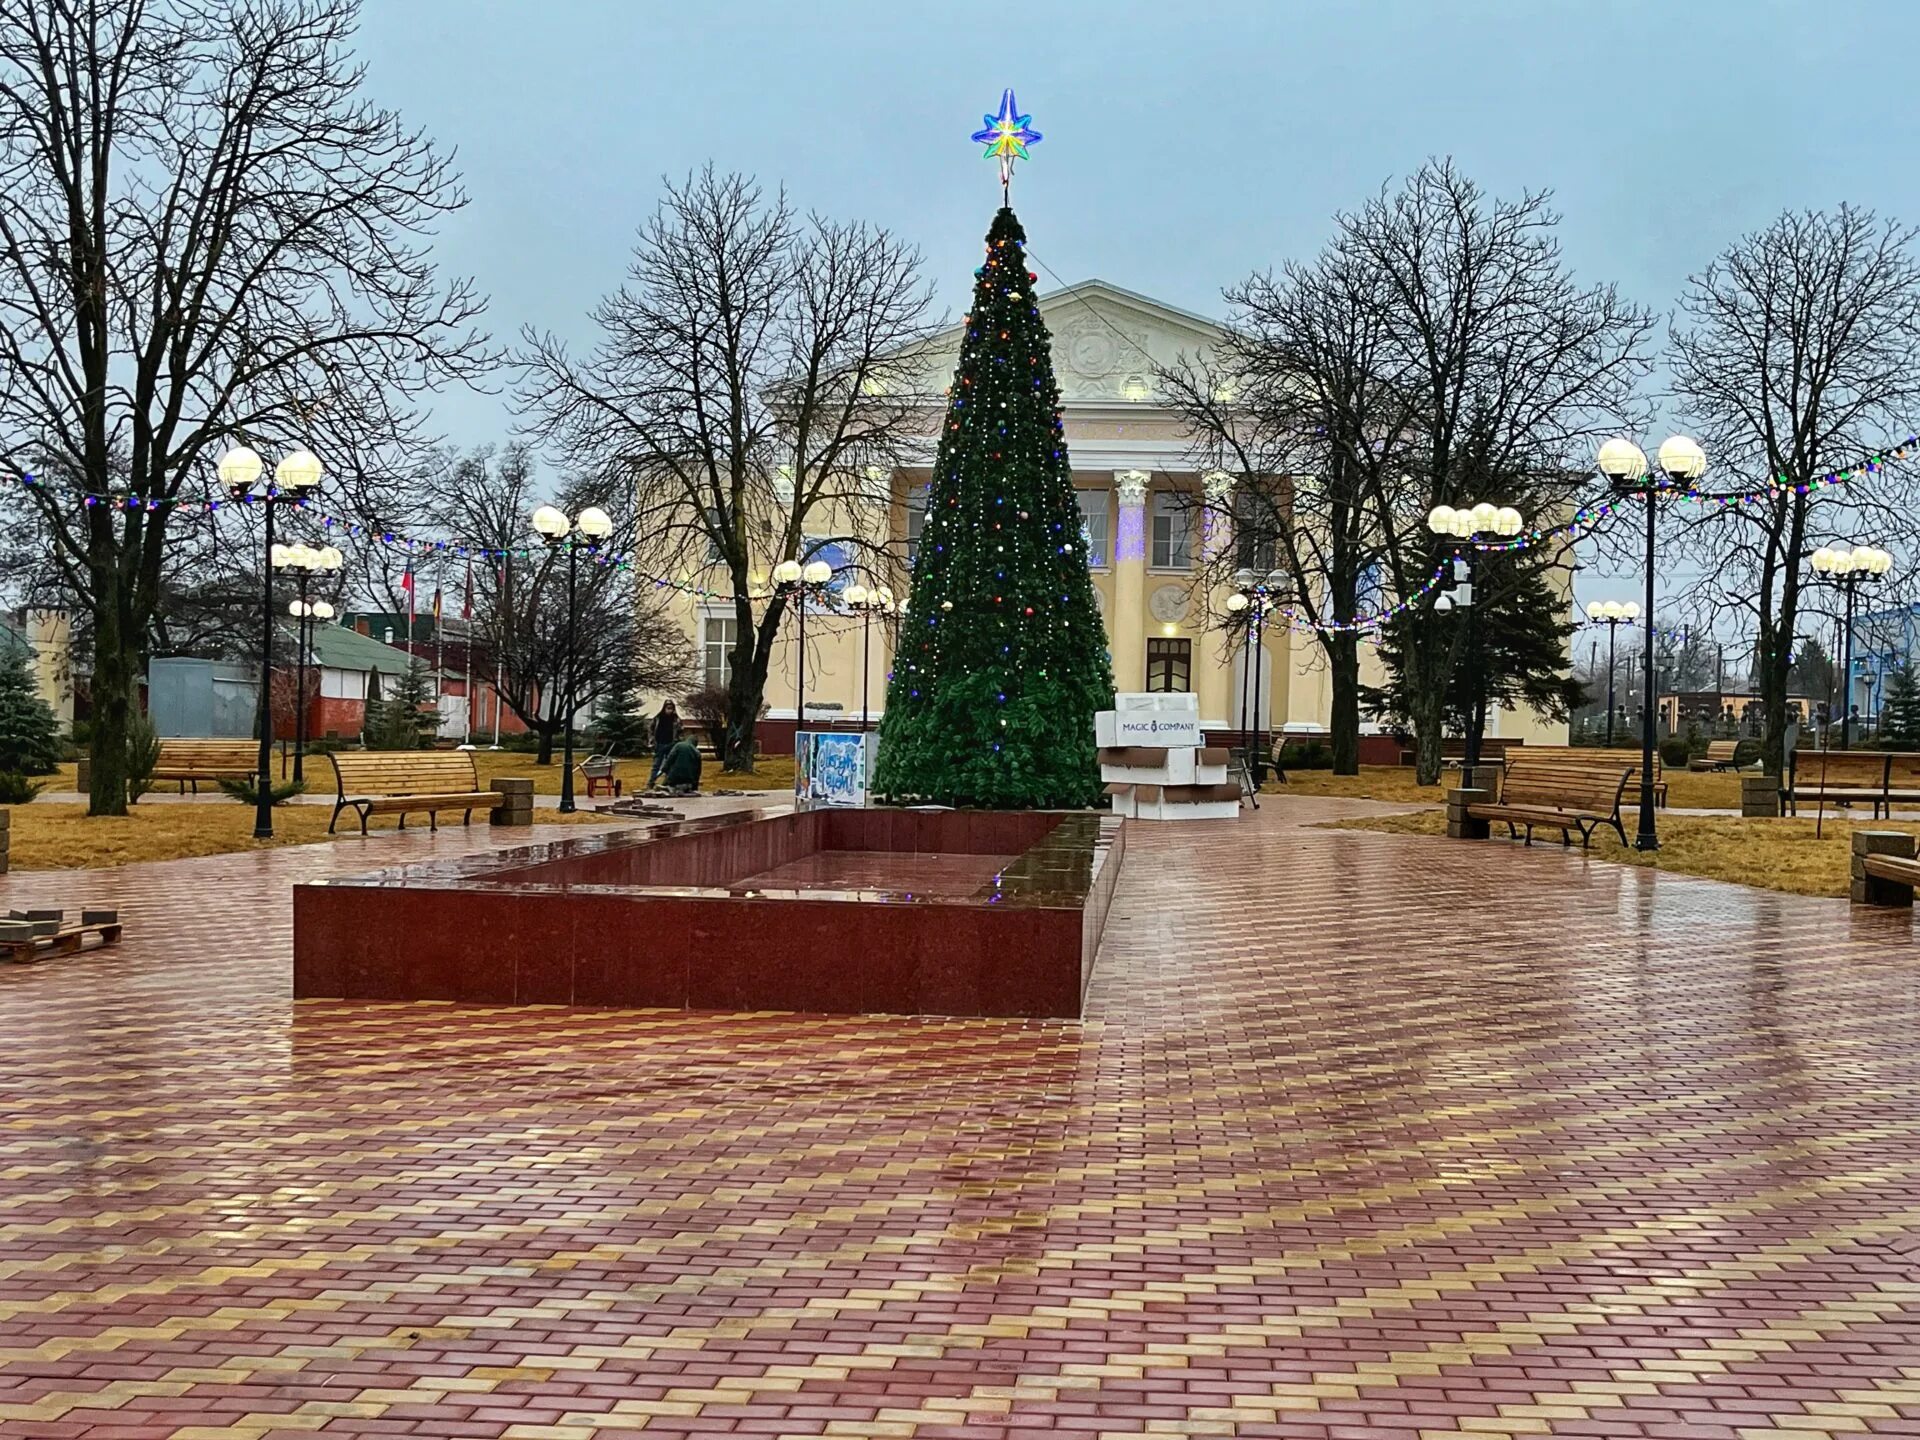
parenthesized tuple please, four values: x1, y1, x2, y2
(905, 279, 1221, 405)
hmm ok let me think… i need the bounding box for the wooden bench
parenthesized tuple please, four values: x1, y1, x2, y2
(1881, 753, 1920, 813)
(1401, 737, 1523, 768)
(1853, 831, 1920, 907)
(1782, 750, 1892, 817)
(1520, 746, 1666, 808)
(1688, 739, 1746, 772)
(1467, 755, 1632, 846)
(154, 739, 258, 794)
(327, 751, 501, 834)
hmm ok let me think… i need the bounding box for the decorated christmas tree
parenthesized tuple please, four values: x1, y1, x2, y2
(875, 99, 1111, 806)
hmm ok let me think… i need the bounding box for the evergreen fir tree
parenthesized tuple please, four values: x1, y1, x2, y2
(1364, 551, 1583, 750)
(370, 661, 442, 750)
(591, 685, 651, 756)
(873, 207, 1112, 807)
(0, 639, 62, 775)
(1881, 664, 1920, 747)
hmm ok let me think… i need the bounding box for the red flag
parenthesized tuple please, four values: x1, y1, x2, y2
(461, 556, 474, 621)
(401, 561, 415, 629)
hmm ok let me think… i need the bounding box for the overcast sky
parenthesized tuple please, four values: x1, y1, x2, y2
(351, 0, 1920, 620)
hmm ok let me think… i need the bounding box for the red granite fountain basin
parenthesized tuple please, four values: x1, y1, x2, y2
(293, 807, 1125, 1018)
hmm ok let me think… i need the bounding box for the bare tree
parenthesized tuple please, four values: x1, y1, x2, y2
(1340, 160, 1655, 783)
(1671, 205, 1920, 777)
(434, 443, 686, 763)
(0, 0, 491, 813)
(1159, 242, 1414, 774)
(518, 167, 938, 769)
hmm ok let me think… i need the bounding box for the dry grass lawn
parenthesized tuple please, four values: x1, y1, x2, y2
(1265, 763, 1745, 811)
(1321, 805, 1908, 899)
(5, 800, 616, 870)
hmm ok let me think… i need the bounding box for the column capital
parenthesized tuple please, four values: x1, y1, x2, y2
(1114, 470, 1150, 507)
(1203, 470, 1235, 503)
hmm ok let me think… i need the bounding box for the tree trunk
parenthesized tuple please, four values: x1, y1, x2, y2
(536, 724, 555, 765)
(724, 664, 767, 772)
(1327, 635, 1361, 775)
(87, 585, 133, 817)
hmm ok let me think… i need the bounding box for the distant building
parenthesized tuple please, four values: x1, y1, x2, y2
(1849, 601, 1920, 724)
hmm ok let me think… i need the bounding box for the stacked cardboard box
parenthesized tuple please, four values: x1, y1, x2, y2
(1096, 693, 1241, 822)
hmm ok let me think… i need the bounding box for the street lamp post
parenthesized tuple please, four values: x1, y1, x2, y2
(219, 445, 324, 840)
(841, 583, 895, 731)
(771, 558, 835, 748)
(1596, 434, 1708, 852)
(276, 541, 342, 783)
(1424, 501, 1525, 771)
(1582, 600, 1642, 746)
(1224, 568, 1286, 787)
(532, 503, 614, 814)
(1810, 544, 1893, 749)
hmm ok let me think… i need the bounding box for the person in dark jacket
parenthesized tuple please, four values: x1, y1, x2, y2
(646, 701, 681, 789)
(661, 735, 702, 793)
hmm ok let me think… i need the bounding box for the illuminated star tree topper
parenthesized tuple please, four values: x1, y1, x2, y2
(971, 88, 1041, 202)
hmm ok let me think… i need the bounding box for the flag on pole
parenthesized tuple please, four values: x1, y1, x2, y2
(431, 587, 443, 624)
(401, 561, 415, 627)
(461, 556, 474, 621)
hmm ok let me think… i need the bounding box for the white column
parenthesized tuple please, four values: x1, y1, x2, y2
(1112, 470, 1149, 692)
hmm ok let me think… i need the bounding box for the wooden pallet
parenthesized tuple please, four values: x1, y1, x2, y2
(0, 910, 121, 964)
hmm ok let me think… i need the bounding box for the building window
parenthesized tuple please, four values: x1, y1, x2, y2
(702, 616, 737, 691)
(1150, 491, 1192, 570)
(1077, 488, 1109, 567)
(1145, 638, 1191, 693)
(1233, 486, 1277, 573)
(704, 505, 724, 561)
(904, 484, 930, 567)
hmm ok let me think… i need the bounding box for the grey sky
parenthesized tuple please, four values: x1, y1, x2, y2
(351, 0, 1920, 641)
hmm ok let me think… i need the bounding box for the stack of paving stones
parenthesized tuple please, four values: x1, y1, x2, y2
(488, 776, 533, 827)
(1446, 785, 1491, 839)
(1742, 772, 1780, 817)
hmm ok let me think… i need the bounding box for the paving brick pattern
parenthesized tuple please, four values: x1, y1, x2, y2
(4, 800, 1920, 1438)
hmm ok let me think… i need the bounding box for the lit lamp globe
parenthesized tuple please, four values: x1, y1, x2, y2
(531, 505, 570, 540)
(318, 545, 343, 571)
(1425, 506, 1457, 535)
(1470, 501, 1499, 532)
(269, 543, 292, 568)
(843, 584, 870, 607)
(1851, 545, 1881, 573)
(218, 445, 264, 496)
(1624, 601, 1641, 619)
(275, 448, 324, 492)
(873, 586, 894, 609)
(772, 559, 802, 587)
(802, 560, 833, 586)
(1656, 435, 1708, 482)
(1871, 548, 1895, 575)
(1494, 506, 1524, 536)
(1224, 592, 1249, 615)
(1585, 600, 1606, 621)
(575, 506, 613, 541)
(1597, 438, 1649, 483)
(313, 601, 335, 621)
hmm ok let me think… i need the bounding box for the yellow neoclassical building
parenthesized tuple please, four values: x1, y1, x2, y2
(667, 280, 1571, 758)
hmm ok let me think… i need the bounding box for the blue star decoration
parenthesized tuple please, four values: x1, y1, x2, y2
(971, 89, 1040, 189)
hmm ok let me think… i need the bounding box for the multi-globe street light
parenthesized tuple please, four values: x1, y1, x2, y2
(1224, 567, 1286, 790)
(1423, 501, 1524, 770)
(1595, 435, 1708, 852)
(841, 582, 898, 732)
(531, 503, 614, 814)
(772, 558, 835, 742)
(274, 541, 343, 784)
(219, 444, 324, 840)
(1810, 543, 1893, 749)
(1582, 599, 1641, 747)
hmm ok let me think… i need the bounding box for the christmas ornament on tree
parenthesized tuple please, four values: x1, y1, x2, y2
(874, 97, 1112, 808)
